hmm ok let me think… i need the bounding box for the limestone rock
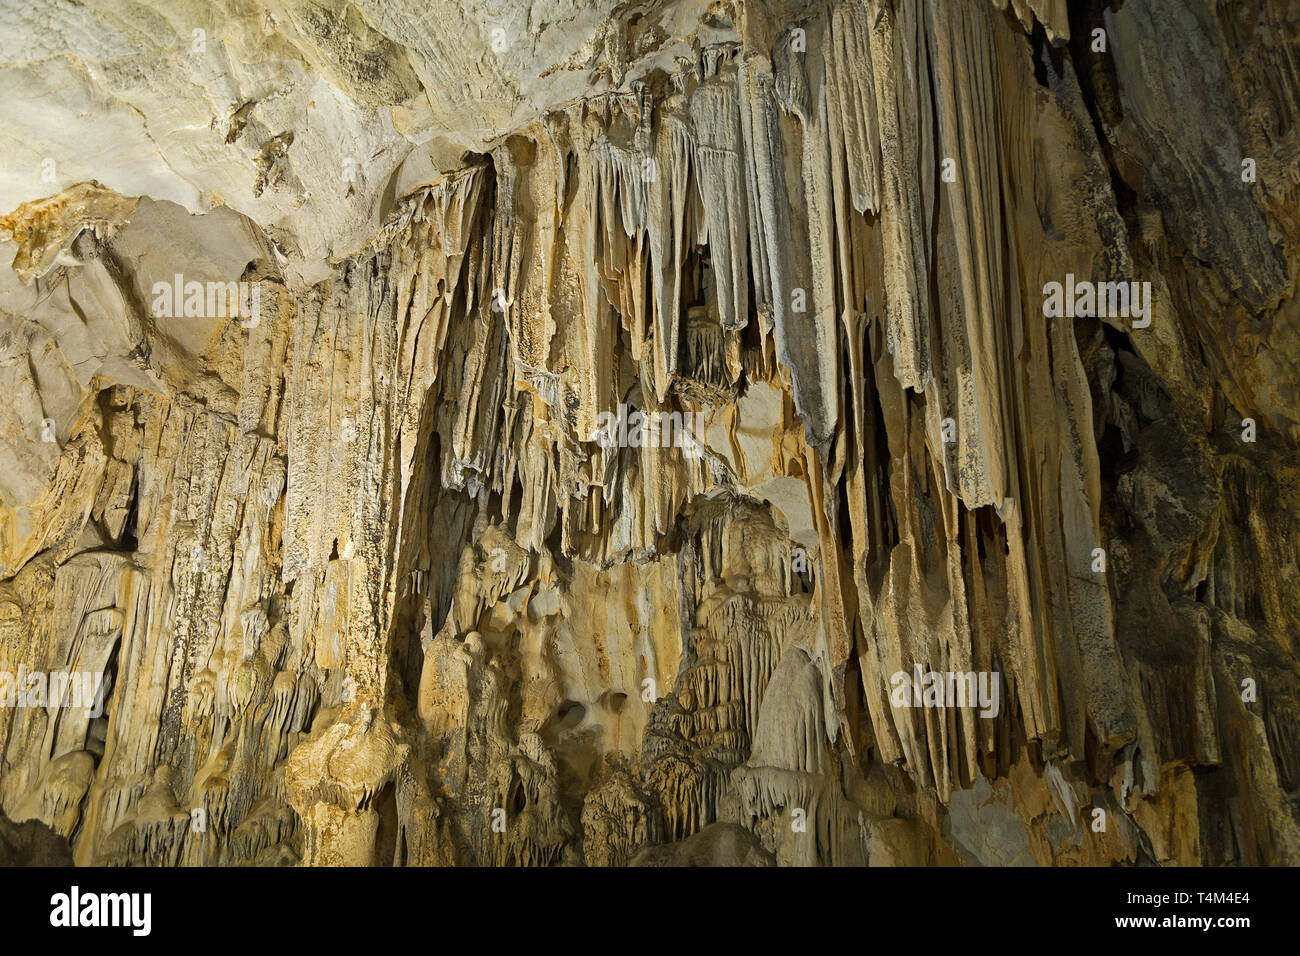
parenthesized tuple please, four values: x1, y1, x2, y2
(0, 0, 1298, 867)
(0, 808, 75, 866)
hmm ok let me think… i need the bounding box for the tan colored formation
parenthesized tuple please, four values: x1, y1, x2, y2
(0, 0, 1298, 866)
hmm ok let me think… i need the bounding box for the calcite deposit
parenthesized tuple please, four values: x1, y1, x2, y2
(1, 0, 1298, 867)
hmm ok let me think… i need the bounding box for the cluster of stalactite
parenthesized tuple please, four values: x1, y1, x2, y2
(1, 0, 1298, 866)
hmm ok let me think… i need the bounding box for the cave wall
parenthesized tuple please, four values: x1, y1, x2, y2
(1, 0, 1298, 866)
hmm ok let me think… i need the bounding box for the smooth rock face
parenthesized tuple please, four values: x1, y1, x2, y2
(0, 0, 1296, 867)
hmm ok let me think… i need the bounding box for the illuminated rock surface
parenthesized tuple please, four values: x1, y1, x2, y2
(1, 0, 1297, 866)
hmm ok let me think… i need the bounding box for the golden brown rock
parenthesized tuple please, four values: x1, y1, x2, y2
(0, 0, 1297, 867)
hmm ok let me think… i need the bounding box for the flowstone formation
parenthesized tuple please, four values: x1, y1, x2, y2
(1, 0, 1298, 867)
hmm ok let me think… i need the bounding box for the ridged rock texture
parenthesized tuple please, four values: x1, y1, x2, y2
(1, 0, 1298, 867)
